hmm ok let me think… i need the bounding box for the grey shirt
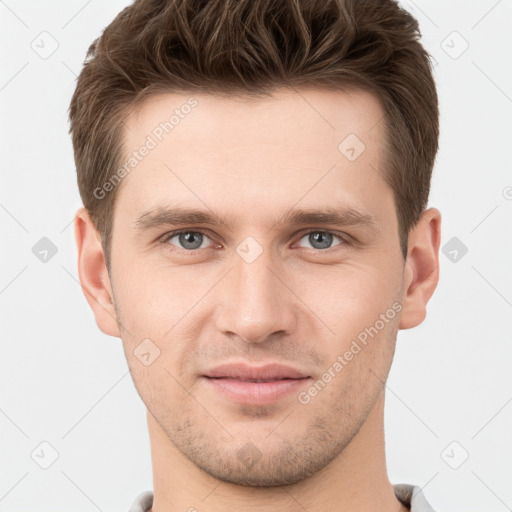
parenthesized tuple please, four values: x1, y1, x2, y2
(128, 483, 436, 511)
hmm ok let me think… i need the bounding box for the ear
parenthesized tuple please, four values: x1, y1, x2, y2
(74, 207, 121, 338)
(399, 207, 442, 330)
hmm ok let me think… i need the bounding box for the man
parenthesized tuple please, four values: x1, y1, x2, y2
(69, 0, 441, 510)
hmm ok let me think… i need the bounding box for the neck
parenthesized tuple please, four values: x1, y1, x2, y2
(147, 390, 407, 512)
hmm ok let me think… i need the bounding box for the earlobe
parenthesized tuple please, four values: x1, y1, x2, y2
(399, 207, 442, 330)
(74, 207, 121, 338)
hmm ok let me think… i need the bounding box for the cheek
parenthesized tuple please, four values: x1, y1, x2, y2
(112, 268, 201, 372)
(300, 262, 400, 329)
(113, 262, 178, 327)
(298, 264, 401, 385)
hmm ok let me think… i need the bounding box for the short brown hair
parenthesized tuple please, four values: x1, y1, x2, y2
(69, 0, 439, 269)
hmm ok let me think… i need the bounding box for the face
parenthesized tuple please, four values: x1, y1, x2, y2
(103, 88, 408, 486)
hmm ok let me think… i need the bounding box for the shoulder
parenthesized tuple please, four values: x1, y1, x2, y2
(393, 483, 437, 512)
(127, 490, 154, 512)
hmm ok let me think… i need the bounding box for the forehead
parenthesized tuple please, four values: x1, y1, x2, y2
(124, 87, 385, 153)
(116, 87, 390, 223)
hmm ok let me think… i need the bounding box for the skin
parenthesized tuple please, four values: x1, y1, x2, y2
(75, 88, 441, 512)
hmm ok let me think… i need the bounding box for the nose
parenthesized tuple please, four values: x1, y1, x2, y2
(214, 244, 298, 345)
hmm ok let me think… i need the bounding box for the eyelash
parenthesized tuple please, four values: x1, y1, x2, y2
(159, 229, 351, 253)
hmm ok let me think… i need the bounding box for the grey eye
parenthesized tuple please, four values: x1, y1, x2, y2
(297, 232, 343, 250)
(168, 231, 209, 250)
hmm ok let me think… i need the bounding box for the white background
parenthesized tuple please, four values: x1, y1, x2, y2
(1, 1, 511, 510)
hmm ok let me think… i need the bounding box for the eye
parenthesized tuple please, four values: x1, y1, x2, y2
(163, 230, 214, 251)
(295, 231, 346, 250)
(160, 229, 348, 253)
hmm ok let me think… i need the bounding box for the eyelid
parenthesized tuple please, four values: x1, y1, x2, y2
(159, 228, 219, 249)
(293, 229, 350, 248)
(294, 227, 351, 240)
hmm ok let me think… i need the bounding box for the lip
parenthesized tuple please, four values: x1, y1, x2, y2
(202, 362, 311, 405)
(203, 362, 310, 380)
(203, 376, 311, 405)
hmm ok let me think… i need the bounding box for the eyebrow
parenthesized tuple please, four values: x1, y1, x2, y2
(133, 205, 379, 233)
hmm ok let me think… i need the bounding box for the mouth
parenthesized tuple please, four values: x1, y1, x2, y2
(203, 362, 310, 381)
(207, 377, 302, 382)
